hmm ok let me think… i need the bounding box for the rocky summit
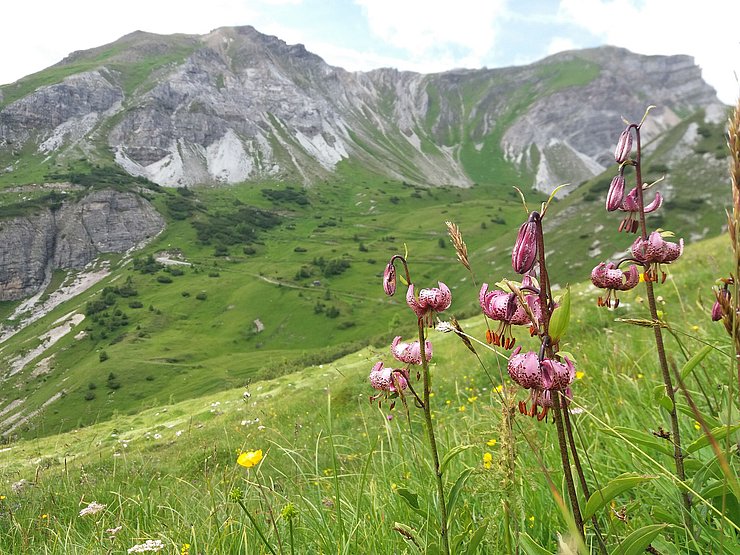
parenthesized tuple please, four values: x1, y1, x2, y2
(0, 26, 724, 192)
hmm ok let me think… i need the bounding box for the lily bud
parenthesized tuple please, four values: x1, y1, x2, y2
(605, 175, 625, 211)
(383, 262, 396, 296)
(614, 128, 633, 163)
(512, 213, 538, 274)
(711, 300, 723, 321)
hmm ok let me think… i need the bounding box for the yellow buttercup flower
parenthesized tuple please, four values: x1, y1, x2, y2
(237, 449, 263, 469)
(575, 371, 585, 380)
(486, 439, 497, 447)
(483, 452, 493, 469)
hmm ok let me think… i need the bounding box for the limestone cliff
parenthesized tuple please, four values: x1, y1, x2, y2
(0, 189, 164, 300)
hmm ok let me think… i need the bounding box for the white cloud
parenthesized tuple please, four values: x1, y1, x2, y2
(546, 37, 578, 56)
(354, 0, 507, 71)
(558, 0, 740, 104)
(1, 0, 259, 85)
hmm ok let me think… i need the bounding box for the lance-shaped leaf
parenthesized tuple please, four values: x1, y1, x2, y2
(612, 524, 667, 555)
(549, 286, 571, 342)
(582, 473, 659, 520)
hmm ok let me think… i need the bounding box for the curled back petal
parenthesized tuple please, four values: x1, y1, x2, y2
(643, 191, 663, 213)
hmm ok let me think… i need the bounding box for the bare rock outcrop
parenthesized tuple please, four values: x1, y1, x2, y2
(0, 190, 164, 300)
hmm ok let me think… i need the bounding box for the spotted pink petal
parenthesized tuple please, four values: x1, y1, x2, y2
(606, 175, 625, 212)
(643, 191, 663, 213)
(406, 283, 424, 317)
(383, 262, 396, 296)
(541, 357, 575, 390)
(391, 336, 432, 364)
(415, 282, 451, 312)
(507, 347, 546, 390)
(614, 128, 633, 163)
(512, 219, 538, 274)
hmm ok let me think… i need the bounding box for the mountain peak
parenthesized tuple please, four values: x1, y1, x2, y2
(0, 27, 722, 192)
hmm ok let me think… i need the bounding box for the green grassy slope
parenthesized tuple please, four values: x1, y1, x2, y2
(0, 233, 735, 553)
(0, 169, 547, 438)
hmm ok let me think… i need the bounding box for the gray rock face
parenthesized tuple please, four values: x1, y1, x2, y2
(0, 190, 164, 300)
(0, 27, 724, 191)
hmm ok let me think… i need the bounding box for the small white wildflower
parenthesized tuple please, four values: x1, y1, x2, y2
(569, 407, 585, 415)
(242, 391, 251, 398)
(127, 539, 164, 553)
(153, 433, 162, 440)
(435, 321, 454, 333)
(11, 479, 30, 493)
(106, 525, 123, 536)
(79, 501, 106, 517)
(257, 425, 266, 431)
(175, 430, 183, 437)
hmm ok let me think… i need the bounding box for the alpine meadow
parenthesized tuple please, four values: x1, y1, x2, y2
(0, 25, 738, 554)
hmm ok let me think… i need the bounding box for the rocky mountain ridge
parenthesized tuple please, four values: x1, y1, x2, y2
(0, 26, 725, 193)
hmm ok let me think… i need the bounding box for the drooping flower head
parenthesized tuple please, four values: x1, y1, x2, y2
(368, 361, 408, 393)
(479, 283, 541, 348)
(368, 361, 409, 408)
(512, 212, 539, 274)
(631, 231, 683, 282)
(616, 186, 663, 233)
(590, 262, 640, 308)
(391, 336, 432, 365)
(507, 347, 575, 420)
(407, 282, 451, 327)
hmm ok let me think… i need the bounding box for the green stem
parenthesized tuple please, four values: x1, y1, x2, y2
(534, 213, 585, 537)
(563, 404, 608, 554)
(633, 124, 692, 528)
(418, 319, 450, 555)
(237, 498, 277, 555)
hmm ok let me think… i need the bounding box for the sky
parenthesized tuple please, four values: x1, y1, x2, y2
(2, 0, 739, 104)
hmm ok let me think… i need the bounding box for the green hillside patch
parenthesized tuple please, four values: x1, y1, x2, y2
(0, 232, 735, 553)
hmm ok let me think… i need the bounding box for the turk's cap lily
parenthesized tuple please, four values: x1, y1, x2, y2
(383, 262, 396, 296)
(507, 347, 576, 391)
(369, 361, 408, 392)
(614, 128, 633, 163)
(479, 283, 541, 325)
(512, 215, 538, 274)
(590, 262, 640, 291)
(391, 336, 432, 365)
(406, 282, 451, 319)
(541, 357, 575, 390)
(631, 231, 683, 264)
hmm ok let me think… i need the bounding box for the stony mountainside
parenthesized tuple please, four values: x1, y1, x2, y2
(0, 26, 725, 193)
(0, 189, 164, 300)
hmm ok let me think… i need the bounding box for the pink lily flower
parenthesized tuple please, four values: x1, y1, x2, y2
(391, 336, 432, 365)
(591, 262, 640, 308)
(406, 282, 451, 326)
(479, 283, 541, 348)
(631, 231, 683, 282)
